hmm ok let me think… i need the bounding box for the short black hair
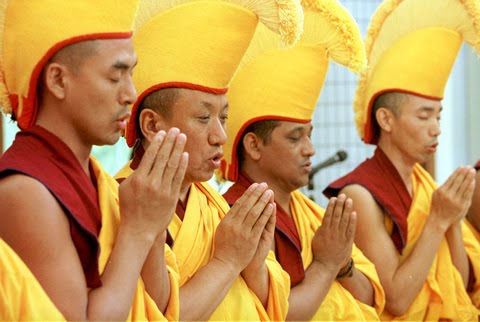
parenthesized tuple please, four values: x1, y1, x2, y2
(371, 92, 407, 140)
(237, 119, 280, 165)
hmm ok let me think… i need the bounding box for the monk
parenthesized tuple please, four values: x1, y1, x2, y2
(324, 0, 479, 319)
(0, 1, 184, 320)
(221, 0, 385, 320)
(115, 0, 303, 320)
(467, 161, 480, 234)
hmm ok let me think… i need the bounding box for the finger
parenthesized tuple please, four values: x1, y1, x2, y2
(462, 172, 476, 201)
(161, 132, 187, 186)
(264, 203, 276, 235)
(171, 151, 189, 195)
(443, 167, 464, 192)
(251, 203, 274, 239)
(228, 183, 260, 218)
(322, 197, 337, 228)
(135, 131, 166, 177)
(339, 198, 353, 234)
(233, 183, 268, 223)
(242, 189, 273, 228)
(457, 167, 476, 197)
(331, 194, 347, 229)
(346, 211, 357, 242)
(150, 128, 181, 177)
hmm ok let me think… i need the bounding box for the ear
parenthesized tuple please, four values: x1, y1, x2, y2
(242, 132, 263, 161)
(43, 62, 67, 100)
(138, 108, 164, 143)
(375, 107, 394, 134)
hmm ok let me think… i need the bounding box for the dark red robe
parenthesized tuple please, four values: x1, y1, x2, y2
(223, 173, 306, 287)
(0, 125, 102, 288)
(475, 160, 480, 171)
(323, 148, 411, 254)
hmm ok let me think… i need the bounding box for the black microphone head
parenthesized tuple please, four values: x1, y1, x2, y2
(337, 150, 347, 161)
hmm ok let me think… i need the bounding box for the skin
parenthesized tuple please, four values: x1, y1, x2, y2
(340, 93, 476, 316)
(0, 39, 188, 320)
(240, 121, 374, 321)
(467, 170, 480, 232)
(139, 88, 275, 321)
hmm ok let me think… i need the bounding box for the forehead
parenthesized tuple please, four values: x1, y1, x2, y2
(274, 120, 312, 132)
(401, 94, 442, 113)
(85, 38, 136, 66)
(173, 89, 228, 112)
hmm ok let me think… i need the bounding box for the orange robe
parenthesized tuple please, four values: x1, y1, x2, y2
(117, 153, 290, 321)
(224, 173, 385, 321)
(325, 148, 479, 320)
(0, 238, 65, 321)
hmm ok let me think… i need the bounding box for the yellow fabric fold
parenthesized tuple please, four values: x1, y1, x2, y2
(463, 220, 480, 308)
(381, 164, 478, 321)
(169, 182, 290, 321)
(91, 157, 180, 321)
(290, 190, 385, 321)
(0, 238, 65, 321)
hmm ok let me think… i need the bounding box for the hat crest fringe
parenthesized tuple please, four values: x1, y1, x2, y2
(135, 0, 303, 47)
(301, 0, 366, 73)
(354, 0, 480, 140)
(0, 0, 12, 114)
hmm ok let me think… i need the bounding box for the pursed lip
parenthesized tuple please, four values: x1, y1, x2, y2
(209, 151, 224, 162)
(117, 111, 131, 122)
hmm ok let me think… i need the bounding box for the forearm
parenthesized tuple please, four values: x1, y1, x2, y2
(141, 235, 171, 313)
(241, 262, 269, 307)
(337, 267, 374, 306)
(179, 257, 240, 321)
(445, 222, 469, 288)
(88, 225, 155, 320)
(385, 220, 446, 315)
(286, 261, 336, 321)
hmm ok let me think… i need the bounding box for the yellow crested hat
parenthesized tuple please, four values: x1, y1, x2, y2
(125, 0, 304, 147)
(221, 0, 366, 182)
(355, 0, 480, 144)
(0, 0, 139, 130)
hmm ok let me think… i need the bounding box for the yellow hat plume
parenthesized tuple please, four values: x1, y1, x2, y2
(125, 0, 304, 147)
(0, 0, 139, 129)
(222, 0, 366, 182)
(355, 0, 480, 144)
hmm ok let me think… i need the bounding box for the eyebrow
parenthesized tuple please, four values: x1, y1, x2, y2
(418, 105, 443, 112)
(200, 101, 229, 111)
(111, 59, 137, 71)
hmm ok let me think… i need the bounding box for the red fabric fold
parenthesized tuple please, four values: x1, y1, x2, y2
(475, 160, 480, 171)
(223, 173, 305, 286)
(323, 148, 411, 254)
(0, 125, 102, 288)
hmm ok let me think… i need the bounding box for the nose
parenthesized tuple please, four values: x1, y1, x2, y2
(209, 118, 227, 146)
(430, 118, 441, 137)
(303, 138, 316, 157)
(120, 75, 138, 106)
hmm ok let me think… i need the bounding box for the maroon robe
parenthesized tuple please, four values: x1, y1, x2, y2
(0, 125, 102, 287)
(323, 148, 411, 254)
(223, 173, 306, 287)
(475, 160, 480, 171)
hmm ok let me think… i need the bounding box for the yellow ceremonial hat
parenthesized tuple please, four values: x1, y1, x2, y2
(355, 0, 480, 144)
(221, 0, 366, 182)
(0, 0, 139, 130)
(125, 0, 304, 147)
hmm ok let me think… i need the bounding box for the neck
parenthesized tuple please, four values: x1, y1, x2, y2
(377, 140, 415, 195)
(179, 180, 192, 205)
(36, 111, 92, 176)
(240, 168, 292, 215)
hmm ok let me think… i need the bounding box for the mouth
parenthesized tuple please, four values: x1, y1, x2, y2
(209, 152, 224, 169)
(116, 112, 131, 131)
(427, 142, 438, 153)
(303, 161, 312, 172)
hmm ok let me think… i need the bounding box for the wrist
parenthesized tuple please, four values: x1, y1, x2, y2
(336, 258, 354, 279)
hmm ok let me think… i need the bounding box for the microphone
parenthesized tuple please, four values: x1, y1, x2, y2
(308, 150, 348, 180)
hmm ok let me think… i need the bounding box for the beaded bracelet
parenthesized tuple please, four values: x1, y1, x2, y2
(336, 258, 354, 279)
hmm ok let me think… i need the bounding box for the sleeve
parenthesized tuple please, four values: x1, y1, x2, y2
(263, 250, 291, 321)
(462, 221, 480, 308)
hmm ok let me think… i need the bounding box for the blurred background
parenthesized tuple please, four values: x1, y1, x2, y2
(1, 0, 479, 206)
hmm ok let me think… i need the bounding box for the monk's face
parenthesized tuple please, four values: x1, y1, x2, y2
(256, 121, 315, 193)
(390, 94, 442, 164)
(62, 38, 137, 146)
(159, 89, 228, 184)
